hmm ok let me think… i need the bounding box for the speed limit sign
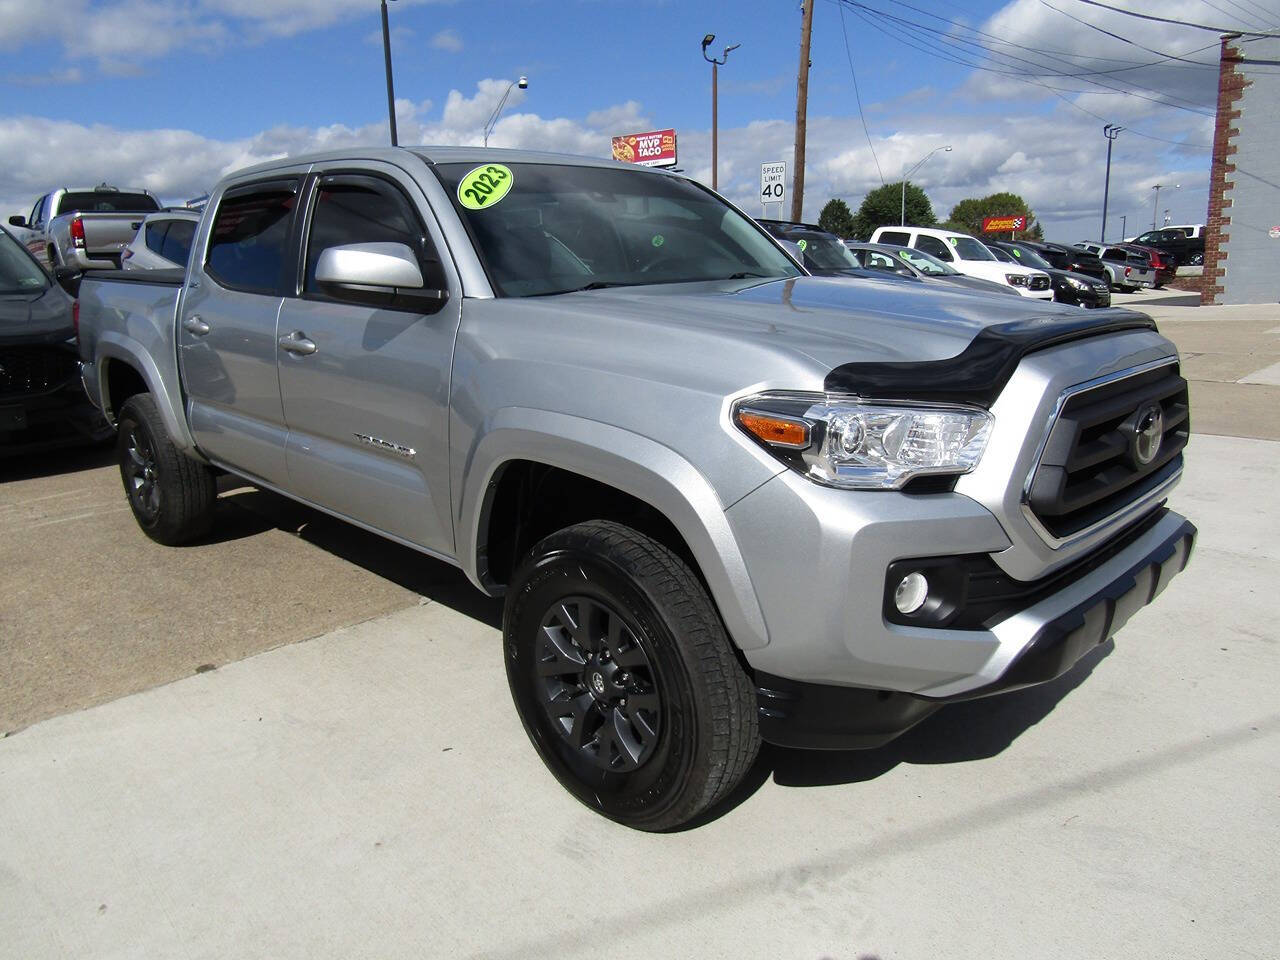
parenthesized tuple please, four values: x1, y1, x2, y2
(760, 162, 786, 206)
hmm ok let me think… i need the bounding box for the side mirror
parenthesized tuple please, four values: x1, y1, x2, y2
(54, 265, 82, 297)
(314, 242, 448, 312)
(316, 242, 424, 289)
(8, 215, 26, 227)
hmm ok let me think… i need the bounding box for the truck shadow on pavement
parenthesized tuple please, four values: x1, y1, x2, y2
(212, 481, 504, 628)
(690, 641, 1114, 829)
(0, 439, 115, 482)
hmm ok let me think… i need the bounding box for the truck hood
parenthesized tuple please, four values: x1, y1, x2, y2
(0, 285, 75, 347)
(536, 275, 1112, 371)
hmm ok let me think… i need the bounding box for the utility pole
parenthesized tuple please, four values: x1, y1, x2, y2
(1151, 184, 1162, 230)
(1100, 123, 1122, 242)
(790, 0, 814, 223)
(381, 0, 398, 146)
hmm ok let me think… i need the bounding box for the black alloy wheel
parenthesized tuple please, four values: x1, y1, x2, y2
(116, 393, 217, 545)
(504, 520, 760, 831)
(533, 595, 661, 773)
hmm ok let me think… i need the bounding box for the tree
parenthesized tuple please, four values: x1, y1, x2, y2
(851, 182, 936, 240)
(947, 192, 1044, 241)
(817, 198, 856, 238)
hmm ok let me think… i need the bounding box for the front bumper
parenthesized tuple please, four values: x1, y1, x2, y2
(0, 378, 114, 456)
(752, 511, 1195, 749)
(726, 454, 1194, 748)
(1054, 282, 1111, 308)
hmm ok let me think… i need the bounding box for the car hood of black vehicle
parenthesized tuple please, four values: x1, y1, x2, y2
(0, 285, 75, 347)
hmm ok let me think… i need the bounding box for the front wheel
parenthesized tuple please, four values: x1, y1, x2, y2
(504, 520, 760, 831)
(117, 393, 217, 545)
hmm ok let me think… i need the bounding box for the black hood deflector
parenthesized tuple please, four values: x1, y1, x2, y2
(824, 311, 1158, 407)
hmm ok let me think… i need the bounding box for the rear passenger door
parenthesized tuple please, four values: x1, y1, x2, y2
(915, 234, 953, 262)
(275, 167, 461, 555)
(178, 177, 302, 488)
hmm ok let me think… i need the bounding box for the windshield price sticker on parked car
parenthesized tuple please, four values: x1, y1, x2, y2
(458, 164, 514, 210)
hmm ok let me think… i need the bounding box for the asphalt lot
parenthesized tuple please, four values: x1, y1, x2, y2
(1, 297, 1278, 958)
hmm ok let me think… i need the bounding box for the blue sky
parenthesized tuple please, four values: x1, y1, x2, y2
(1, 0, 1258, 239)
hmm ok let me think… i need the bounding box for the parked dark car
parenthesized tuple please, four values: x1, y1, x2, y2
(0, 226, 112, 455)
(846, 242, 1020, 297)
(756, 220, 917, 283)
(1127, 227, 1204, 267)
(1119, 243, 1176, 288)
(987, 240, 1112, 308)
(998, 239, 1109, 285)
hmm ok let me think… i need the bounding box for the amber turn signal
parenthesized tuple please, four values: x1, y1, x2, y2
(736, 409, 811, 449)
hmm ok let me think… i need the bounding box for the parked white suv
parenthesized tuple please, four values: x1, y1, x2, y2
(870, 226, 1053, 300)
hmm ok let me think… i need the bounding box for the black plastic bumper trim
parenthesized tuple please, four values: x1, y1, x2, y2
(755, 517, 1196, 750)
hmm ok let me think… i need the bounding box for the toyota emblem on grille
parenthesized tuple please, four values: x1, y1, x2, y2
(1132, 403, 1164, 465)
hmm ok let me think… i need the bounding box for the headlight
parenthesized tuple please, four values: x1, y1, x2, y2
(733, 394, 992, 490)
(1065, 276, 1090, 291)
(1005, 273, 1029, 287)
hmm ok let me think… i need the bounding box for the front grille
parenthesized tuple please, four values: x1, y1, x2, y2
(1026, 363, 1189, 539)
(0, 347, 79, 399)
(1030, 276, 1051, 291)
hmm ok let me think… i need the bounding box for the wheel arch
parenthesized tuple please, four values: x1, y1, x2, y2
(459, 409, 770, 651)
(95, 335, 201, 458)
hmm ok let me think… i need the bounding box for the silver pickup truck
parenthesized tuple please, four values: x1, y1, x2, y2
(9, 185, 160, 271)
(77, 147, 1196, 830)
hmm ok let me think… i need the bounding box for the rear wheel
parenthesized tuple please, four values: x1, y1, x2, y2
(117, 394, 216, 545)
(504, 520, 759, 831)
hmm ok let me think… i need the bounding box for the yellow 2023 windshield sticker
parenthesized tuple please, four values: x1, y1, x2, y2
(458, 164, 513, 210)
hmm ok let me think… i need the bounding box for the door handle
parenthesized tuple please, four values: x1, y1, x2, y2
(278, 331, 318, 356)
(182, 315, 210, 336)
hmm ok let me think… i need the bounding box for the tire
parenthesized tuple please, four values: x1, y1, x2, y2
(116, 393, 216, 545)
(504, 520, 760, 831)
(1189, 252, 1204, 266)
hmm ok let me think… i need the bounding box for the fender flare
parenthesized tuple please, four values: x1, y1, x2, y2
(458, 407, 771, 651)
(95, 334, 202, 457)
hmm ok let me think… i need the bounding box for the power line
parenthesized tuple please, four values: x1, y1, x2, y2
(1037, 0, 1222, 66)
(837, 2, 884, 184)
(1201, 0, 1273, 31)
(1066, 0, 1280, 36)
(840, 2, 1214, 150)
(839, 0, 1217, 115)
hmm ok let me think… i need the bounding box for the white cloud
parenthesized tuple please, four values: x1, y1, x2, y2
(430, 28, 462, 53)
(4, 67, 84, 87)
(441, 78, 529, 132)
(0, 0, 448, 62)
(584, 101, 650, 133)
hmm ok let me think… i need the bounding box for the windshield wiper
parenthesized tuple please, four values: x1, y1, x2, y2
(725, 272, 768, 280)
(527, 280, 633, 297)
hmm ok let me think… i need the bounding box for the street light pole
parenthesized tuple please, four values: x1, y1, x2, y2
(483, 76, 529, 147)
(900, 145, 951, 226)
(1151, 183, 1179, 230)
(1101, 123, 1122, 242)
(1120, 214, 1127, 240)
(701, 35, 740, 192)
(380, 0, 398, 147)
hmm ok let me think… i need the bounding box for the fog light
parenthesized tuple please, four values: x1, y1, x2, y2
(894, 572, 929, 614)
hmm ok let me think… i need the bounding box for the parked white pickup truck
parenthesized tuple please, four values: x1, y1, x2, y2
(8, 185, 160, 271)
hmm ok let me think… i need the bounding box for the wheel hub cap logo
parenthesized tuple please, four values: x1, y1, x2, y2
(590, 672, 606, 696)
(1133, 404, 1164, 466)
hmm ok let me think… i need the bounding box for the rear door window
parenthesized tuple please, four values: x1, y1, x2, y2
(161, 220, 197, 266)
(876, 230, 910, 246)
(915, 235, 952, 260)
(145, 222, 168, 255)
(205, 181, 299, 294)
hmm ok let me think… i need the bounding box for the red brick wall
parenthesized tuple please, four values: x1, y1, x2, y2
(1202, 36, 1250, 304)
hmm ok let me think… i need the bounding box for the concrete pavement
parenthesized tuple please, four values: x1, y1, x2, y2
(1, 433, 1277, 959)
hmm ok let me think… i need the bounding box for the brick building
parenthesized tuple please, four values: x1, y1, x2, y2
(1203, 34, 1280, 305)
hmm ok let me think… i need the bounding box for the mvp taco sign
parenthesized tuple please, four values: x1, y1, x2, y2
(981, 215, 1027, 233)
(611, 129, 678, 168)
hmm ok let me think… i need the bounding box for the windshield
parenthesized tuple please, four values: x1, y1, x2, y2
(795, 234, 860, 270)
(0, 229, 49, 294)
(56, 191, 159, 216)
(1003, 244, 1053, 270)
(433, 162, 801, 296)
(944, 236, 996, 261)
(893, 246, 960, 276)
